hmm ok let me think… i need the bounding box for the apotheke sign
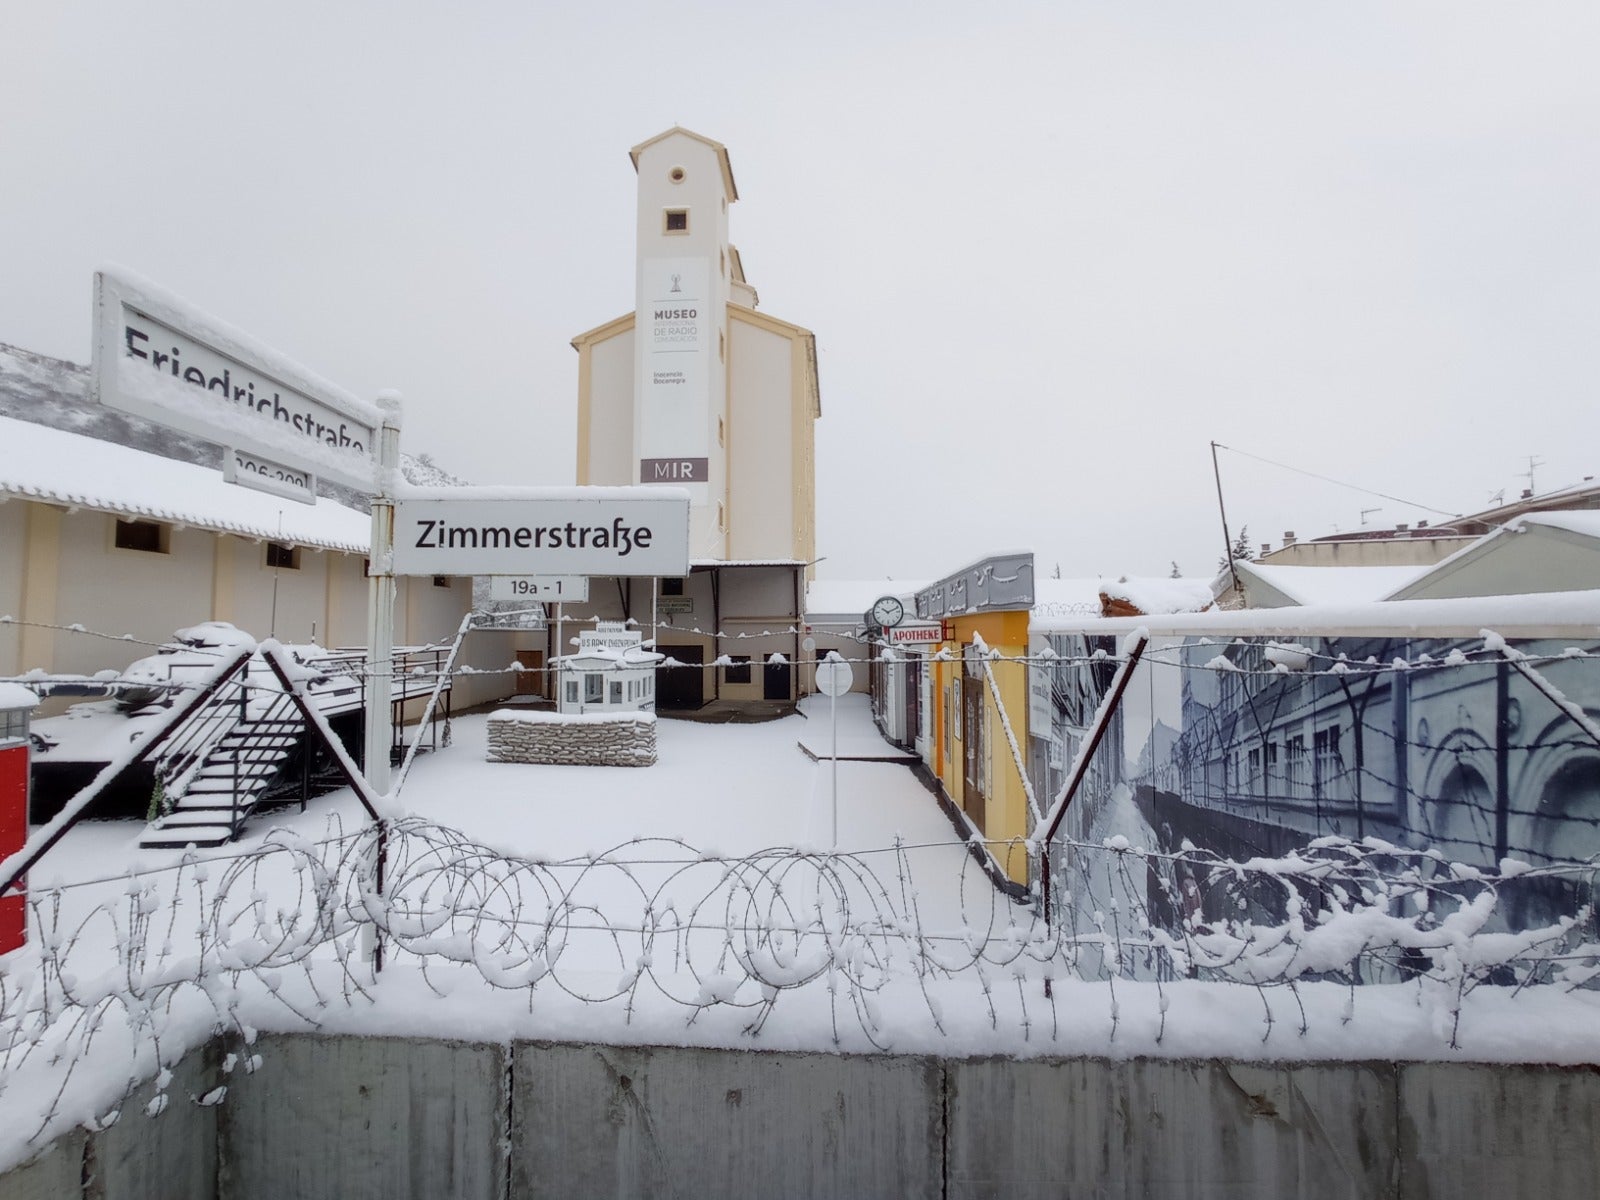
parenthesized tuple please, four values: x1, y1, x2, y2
(391, 490, 689, 578)
(887, 622, 942, 645)
(92, 267, 379, 492)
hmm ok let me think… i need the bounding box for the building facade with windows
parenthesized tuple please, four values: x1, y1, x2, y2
(0, 347, 516, 714)
(563, 128, 822, 710)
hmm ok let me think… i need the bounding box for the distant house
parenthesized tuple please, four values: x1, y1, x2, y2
(1384, 511, 1600, 601)
(1216, 559, 1431, 610)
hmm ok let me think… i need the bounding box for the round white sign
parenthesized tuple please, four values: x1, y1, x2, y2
(815, 653, 854, 698)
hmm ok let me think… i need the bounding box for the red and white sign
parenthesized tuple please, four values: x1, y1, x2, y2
(888, 622, 943, 645)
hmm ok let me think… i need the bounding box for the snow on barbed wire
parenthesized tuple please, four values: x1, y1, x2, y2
(4, 818, 1595, 1154)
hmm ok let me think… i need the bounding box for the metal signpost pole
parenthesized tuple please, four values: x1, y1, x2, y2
(364, 394, 403, 795)
(831, 674, 839, 848)
(814, 651, 852, 849)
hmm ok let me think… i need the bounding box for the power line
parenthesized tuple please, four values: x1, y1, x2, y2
(1213, 442, 1460, 519)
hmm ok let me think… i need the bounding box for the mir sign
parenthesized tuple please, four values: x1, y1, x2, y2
(91, 268, 379, 492)
(391, 489, 690, 578)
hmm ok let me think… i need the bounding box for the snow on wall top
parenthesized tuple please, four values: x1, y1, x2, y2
(1242, 562, 1430, 606)
(0, 414, 370, 551)
(1032, 587, 1600, 637)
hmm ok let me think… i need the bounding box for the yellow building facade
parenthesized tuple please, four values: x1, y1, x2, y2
(912, 554, 1040, 890)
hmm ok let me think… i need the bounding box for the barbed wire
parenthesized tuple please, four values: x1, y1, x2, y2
(3, 816, 1596, 1153)
(7, 616, 1599, 701)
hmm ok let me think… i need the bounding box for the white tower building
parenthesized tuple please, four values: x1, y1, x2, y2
(568, 128, 822, 711)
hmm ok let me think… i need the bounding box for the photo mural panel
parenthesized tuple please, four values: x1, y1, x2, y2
(1030, 632, 1600, 875)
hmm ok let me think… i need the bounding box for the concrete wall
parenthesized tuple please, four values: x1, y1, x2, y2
(6, 1036, 1600, 1200)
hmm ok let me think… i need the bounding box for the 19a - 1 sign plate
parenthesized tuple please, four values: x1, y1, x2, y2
(390, 488, 689, 578)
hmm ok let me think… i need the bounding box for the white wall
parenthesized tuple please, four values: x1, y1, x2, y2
(727, 317, 796, 561)
(0, 503, 25, 675)
(54, 512, 215, 676)
(585, 330, 635, 486)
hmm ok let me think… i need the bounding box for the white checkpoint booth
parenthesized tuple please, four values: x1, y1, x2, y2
(556, 623, 664, 715)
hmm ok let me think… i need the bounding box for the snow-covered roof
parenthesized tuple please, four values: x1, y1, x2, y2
(0, 414, 370, 552)
(1381, 508, 1600, 602)
(806, 580, 928, 618)
(1510, 510, 1600, 539)
(1240, 562, 1430, 606)
(1098, 576, 1213, 615)
(0, 683, 40, 711)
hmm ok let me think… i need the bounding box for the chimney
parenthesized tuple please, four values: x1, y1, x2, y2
(1260, 542, 1271, 557)
(1417, 520, 1429, 530)
(1396, 523, 1409, 533)
(1521, 488, 1533, 499)
(1282, 530, 1296, 546)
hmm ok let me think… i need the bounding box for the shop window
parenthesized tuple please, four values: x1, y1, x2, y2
(723, 655, 752, 684)
(585, 673, 604, 703)
(115, 519, 169, 554)
(609, 681, 623, 704)
(266, 542, 300, 570)
(664, 209, 689, 234)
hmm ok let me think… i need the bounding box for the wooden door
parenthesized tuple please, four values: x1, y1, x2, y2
(657, 645, 705, 709)
(515, 650, 545, 698)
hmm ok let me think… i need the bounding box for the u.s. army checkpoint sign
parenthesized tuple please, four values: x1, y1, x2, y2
(390, 487, 690, 578)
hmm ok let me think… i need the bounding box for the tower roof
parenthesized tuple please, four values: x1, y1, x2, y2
(629, 127, 738, 202)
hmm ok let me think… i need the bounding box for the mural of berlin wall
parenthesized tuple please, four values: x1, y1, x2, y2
(1029, 633, 1600, 927)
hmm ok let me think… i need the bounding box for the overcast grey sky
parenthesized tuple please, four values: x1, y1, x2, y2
(5, 2, 1596, 580)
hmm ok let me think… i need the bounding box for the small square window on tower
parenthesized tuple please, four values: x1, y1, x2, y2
(661, 578, 685, 597)
(664, 209, 689, 234)
(265, 542, 300, 571)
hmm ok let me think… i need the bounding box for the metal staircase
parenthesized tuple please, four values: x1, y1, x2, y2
(139, 674, 305, 850)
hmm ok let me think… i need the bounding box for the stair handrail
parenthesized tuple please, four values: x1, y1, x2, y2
(3, 643, 257, 898)
(153, 664, 257, 802)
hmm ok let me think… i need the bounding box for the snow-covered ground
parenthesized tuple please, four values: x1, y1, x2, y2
(3, 692, 1598, 1173)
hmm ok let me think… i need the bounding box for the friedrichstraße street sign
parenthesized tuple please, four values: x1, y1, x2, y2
(488, 575, 589, 603)
(91, 266, 380, 492)
(391, 488, 690, 578)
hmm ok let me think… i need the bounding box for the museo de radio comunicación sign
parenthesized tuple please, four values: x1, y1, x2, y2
(390, 490, 690, 578)
(92, 267, 379, 492)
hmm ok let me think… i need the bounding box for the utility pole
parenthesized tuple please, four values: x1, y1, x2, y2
(1210, 441, 1242, 597)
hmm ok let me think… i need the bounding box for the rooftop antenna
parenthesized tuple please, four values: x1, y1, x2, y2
(1518, 455, 1544, 496)
(1487, 488, 1505, 508)
(1359, 507, 1381, 525)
